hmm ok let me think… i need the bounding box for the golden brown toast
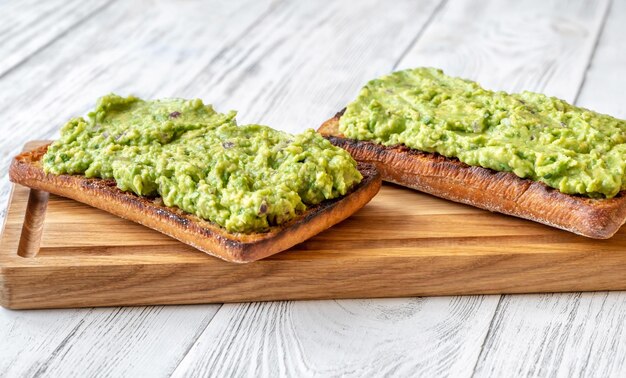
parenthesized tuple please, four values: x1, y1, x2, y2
(319, 112, 626, 239)
(9, 143, 381, 263)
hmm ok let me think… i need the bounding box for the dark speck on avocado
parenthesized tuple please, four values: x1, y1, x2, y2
(42, 94, 362, 233)
(339, 67, 626, 198)
(259, 201, 268, 215)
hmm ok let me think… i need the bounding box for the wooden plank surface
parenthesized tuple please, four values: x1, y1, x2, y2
(170, 0, 617, 376)
(0, 0, 624, 376)
(0, 0, 274, 220)
(0, 0, 112, 78)
(171, 297, 496, 377)
(0, 0, 269, 375)
(10, 140, 626, 309)
(0, 305, 219, 377)
(473, 0, 626, 374)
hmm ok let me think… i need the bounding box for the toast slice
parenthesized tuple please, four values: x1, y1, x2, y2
(9, 142, 381, 263)
(319, 112, 626, 239)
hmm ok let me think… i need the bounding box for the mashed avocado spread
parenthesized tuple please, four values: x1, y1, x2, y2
(340, 67, 626, 198)
(43, 94, 362, 233)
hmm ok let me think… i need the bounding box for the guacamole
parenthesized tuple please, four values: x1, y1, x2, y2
(339, 67, 626, 198)
(43, 94, 362, 233)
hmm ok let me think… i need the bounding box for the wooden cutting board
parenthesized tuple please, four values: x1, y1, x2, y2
(3, 141, 626, 309)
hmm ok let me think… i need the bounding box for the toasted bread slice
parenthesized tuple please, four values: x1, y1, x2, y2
(9, 143, 381, 263)
(319, 112, 626, 239)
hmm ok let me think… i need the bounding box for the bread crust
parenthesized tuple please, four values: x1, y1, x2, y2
(318, 113, 626, 239)
(9, 143, 381, 263)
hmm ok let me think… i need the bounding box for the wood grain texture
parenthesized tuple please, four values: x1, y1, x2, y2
(169, 0, 616, 376)
(0, 0, 268, 375)
(576, 0, 626, 119)
(397, 0, 610, 102)
(0, 0, 112, 77)
(473, 1, 626, 376)
(0, 305, 220, 377)
(0, 0, 623, 376)
(0, 0, 274, 223)
(176, 0, 446, 132)
(172, 297, 497, 377)
(10, 153, 626, 309)
(474, 293, 626, 377)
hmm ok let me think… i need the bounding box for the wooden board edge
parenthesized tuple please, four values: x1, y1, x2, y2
(2, 250, 626, 309)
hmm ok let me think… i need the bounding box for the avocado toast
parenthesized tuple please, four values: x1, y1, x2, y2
(319, 68, 626, 238)
(10, 95, 381, 262)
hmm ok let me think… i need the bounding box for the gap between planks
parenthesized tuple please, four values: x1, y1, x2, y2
(169, 0, 618, 375)
(392, 0, 448, 70)
(142, 3, 292, 366)
(0, 0, 616, 374)
(167, 1, 448, 374)
(0, 0, 274, 375)
(472, 0, 626, 374)
(470, 295, 504, 377)
(467, 0, 614, 375)
(571, 0, 613, 105)
(0, 0, 116, 80)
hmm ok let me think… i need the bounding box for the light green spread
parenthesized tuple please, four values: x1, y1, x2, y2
(339, 67, 626, 198)
(43, 94, 362, 233)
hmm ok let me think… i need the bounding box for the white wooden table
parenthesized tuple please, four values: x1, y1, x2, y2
(1, 0, 625, 376)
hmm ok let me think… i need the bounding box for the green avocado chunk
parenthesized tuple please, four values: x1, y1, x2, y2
(339, 67, 626, 198)
(43, 94, 362, 233)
